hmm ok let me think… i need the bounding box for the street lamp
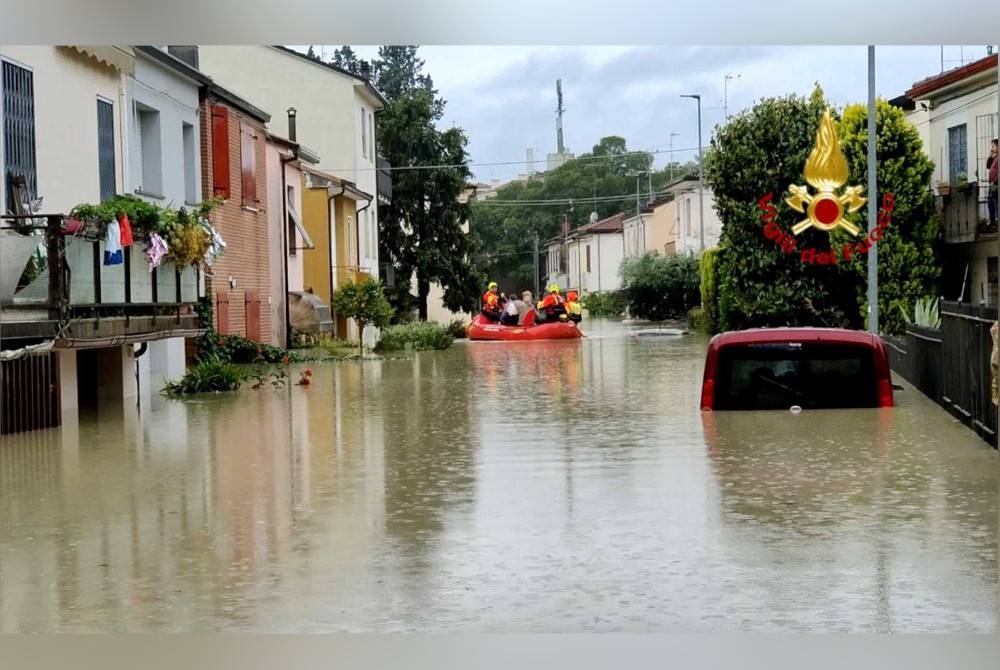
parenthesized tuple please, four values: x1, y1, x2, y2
(723, 73, 740, 121)
(681, 94, 705, 255)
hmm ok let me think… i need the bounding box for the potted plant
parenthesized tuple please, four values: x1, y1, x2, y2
(936, 180, 951, 196)
(955, 171, 972, 192)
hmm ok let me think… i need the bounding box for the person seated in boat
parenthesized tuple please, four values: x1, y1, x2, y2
(500, 294, 521, 325)
(481, 281, 501, 322)
(517, 291, 535, 325)
(565, 291, 582, 323)
(536, 284, 567, 323)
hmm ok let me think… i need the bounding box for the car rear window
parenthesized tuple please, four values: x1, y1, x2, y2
(714, 342, 878, 410)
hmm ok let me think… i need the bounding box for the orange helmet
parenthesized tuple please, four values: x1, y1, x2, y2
(567, 291, 579, 302)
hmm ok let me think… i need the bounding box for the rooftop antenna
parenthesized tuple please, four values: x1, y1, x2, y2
(556, 79, 565, 154)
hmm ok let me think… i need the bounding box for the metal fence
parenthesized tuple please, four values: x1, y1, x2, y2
(884, 300, 997, 447)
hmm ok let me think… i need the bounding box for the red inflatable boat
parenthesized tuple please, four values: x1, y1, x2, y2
(466, 314, 582, 341)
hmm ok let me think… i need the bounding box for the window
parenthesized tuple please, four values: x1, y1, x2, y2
(211, 104, 230, 199)
(182, 122, 196, 203)
(347, 215, 355, 262)
(948, 123, 968, 184)
(684, 198, 692, 237)
(3, 60, 37, 211)
(369, 112, 375, 160)
(135, 102, 162, 195)
(715, 343, 878, 411)
(361, 109, 368, 158)
(97, 98, 116, 202)
(288, 185, 297, 256)
(370, 212, 377, 258)
(586, 245, 591, 273)
(239, 121, 257, 208)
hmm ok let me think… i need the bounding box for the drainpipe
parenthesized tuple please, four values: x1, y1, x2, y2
(354, 195, 373, 343)
(280, 108, 299, 349)
(327, 185, 345, 324)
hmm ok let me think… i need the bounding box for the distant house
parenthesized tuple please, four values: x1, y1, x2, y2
(546, 213, 625, 295)
(903, 54, 998, 305)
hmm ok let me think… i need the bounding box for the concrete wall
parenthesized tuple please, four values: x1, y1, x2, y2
(919, 85, 998, 186)
(643, 201, 679, 256)
(0, 46, 125, 214)
(676, 187, 723, 255)
(196, 46, 380, 274)
(566, 233, 624, 294)
(126, 52, 201, 205)
(265, 141, 308, 347)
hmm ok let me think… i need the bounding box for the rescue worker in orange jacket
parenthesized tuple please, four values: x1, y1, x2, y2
(536, 284, 567, 323)
(565, 291, 582, 323)
(481, 281, 501, 322)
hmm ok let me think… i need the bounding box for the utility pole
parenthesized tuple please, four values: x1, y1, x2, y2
(534, 233, 540, 300)
(668, 132, 679, 180)
(867, 45, 879, 334)
(682, 93, 705, 254)
(556, 79, 565, 155)
(724, 73, 740, 121)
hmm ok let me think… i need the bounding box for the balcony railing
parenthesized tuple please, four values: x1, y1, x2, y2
(333, 266, 371, 288)
(1, 215, 201, 344)
(940, 183, 994, 244)
(376, 156, 392, 204)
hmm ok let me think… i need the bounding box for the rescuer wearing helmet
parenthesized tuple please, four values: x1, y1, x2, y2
(481, 281, 501, 322)
(565, 291, 582, 323)
(536, 284, 567, 323)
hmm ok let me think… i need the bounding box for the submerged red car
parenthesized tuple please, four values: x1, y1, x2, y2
(700, 328, 894, 411)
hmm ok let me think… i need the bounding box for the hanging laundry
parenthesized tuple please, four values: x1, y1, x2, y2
(201, 218, 227, 266)
(146, 232, 169, 271)
(103, 220, 123, 265)
(117, 212, 134, 247)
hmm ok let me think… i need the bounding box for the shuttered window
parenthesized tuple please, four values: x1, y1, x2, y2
(211, 104, 230, 199)
(240, 120, 257, 208)
(2, 61, 37, 212)
(97, 98, 116, 202)
(586, 245, 591, 273)
(948, 124, 968, 184)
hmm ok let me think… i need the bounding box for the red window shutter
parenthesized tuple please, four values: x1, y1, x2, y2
(244, 291, 261, 342)
(211, 105, 231, 199)
(240, 121, 258, 208)
(215, 291, 230, 336)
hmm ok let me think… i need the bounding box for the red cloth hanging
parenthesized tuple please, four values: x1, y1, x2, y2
(117, 213, 134, 247)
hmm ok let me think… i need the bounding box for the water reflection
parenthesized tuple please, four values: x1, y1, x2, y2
(0, 322, 996, 631)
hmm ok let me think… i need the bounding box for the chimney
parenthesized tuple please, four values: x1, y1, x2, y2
(287, 108, 297, 142)
(167, 46, 199, 70)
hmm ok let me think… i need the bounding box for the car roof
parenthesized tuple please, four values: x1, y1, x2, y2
(711, 327, 879, 348)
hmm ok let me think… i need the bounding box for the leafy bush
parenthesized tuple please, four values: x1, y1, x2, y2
(688, 306, 708, 333)
(318, 337, 361, 359)
(218, 334, 304, 364)
(699, 248, 721, 333)
(445, 319, 469, 339)
(163, 358, 247, 395)
(706, 87, 940, 335)
(332, 277, 395, 354)
(581, 291, 626, 318)
(375, 322, 454, 353)
(619, 253, 701, 321)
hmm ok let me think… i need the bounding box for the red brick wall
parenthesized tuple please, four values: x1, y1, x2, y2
(200, 98, 272, 344)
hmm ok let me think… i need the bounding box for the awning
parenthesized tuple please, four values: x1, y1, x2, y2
(66, 46, 135, 74)
(288, 202, 315, 249)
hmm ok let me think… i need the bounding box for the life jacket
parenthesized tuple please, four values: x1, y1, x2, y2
(482, 291, 500, 313)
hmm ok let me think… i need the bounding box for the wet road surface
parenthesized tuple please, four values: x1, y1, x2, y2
(0, 320, 996, 631)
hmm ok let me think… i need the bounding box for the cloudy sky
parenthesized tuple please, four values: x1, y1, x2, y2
(303, 45, 993, 182)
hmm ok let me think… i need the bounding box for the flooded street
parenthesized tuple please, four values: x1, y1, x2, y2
(0, 319, 996, 632)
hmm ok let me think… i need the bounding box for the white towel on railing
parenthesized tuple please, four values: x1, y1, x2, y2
(103, 220, 122, 265)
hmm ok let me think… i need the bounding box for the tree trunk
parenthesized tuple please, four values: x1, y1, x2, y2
(417, 275, 430, 322)
(357, 320, 366, 356)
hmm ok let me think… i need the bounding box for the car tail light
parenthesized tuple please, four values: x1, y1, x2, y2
(877, 377, 894, 407)
(700, 379, 715, 410)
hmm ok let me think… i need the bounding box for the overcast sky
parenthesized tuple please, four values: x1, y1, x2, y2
(301, 45, 993, 182)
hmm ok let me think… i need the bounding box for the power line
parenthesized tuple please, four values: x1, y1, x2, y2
(315, 146, 701, 174)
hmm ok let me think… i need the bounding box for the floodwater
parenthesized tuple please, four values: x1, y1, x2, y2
(0, 320, 996, 632)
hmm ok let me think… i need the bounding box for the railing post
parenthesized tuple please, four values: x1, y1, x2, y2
(46, 215, 68, 323)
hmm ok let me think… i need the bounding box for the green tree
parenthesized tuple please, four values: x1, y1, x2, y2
(367, 46, 480, 319)
(706, 86, 940, 335)
(838, 100, 940, 335)
(620, 253, 701, 321)
(331, 45, 371, 80)
(331, 277, 394, 354)
(707, 88, 866, 331)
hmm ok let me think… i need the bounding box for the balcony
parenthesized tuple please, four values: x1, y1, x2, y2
(940, 182, 994, 244)
(1, 215, 201, 347)
(376, 156, 392, 204)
